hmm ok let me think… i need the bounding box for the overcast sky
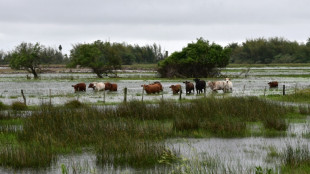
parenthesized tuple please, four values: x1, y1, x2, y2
(0, 0, 309, 55)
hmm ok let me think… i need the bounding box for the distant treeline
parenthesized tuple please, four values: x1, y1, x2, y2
(1, 37, 310, 65)
(228, 37, 310, 64)
(0, 42, 166, 65)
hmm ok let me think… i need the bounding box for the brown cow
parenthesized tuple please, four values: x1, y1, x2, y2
(150, 81, 163, 92)
(105, 82, 118, 91)
(72, 83, 86, 92)
(268, 81, 278, 88)
(183, 81, 194, 94)
(169, 84, 181, 94)
(141, 84, 161, 94)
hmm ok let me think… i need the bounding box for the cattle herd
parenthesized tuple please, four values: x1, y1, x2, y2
(71, 78, 238, 94)
(72, 78, 279, 94)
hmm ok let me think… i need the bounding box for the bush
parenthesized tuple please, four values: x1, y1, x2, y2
(0, 101, 8, 110)
(158, 38, 231, 77)
(11, 101, 27, 111)
(64, 100, 84, 109)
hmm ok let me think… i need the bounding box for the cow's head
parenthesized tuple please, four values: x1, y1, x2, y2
(193, 78, 200, 83)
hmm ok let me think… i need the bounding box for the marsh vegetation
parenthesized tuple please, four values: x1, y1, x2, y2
(1, 65, 310, 173)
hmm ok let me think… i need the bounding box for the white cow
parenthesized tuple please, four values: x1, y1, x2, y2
(93, 82, 105, 91)
(225, 78, 233, 93)
(208, 78, 233, 93)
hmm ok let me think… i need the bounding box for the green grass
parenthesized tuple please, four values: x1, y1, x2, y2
(281, 145, 310, 174)
(228, 63, 310, 68)
(0, 97, 298, 169)
(266, 88, 310, 104)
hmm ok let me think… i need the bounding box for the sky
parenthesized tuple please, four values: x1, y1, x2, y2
(0, 0, 310, 56)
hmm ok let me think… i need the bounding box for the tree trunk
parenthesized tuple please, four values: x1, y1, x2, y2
(95, 71, 103, 78)
(31, 68, 38, 79)
(93, 68, 103, 78)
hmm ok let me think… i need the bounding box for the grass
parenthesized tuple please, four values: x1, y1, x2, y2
(281, 145, 310, 174)
(0, 96, 299, 170)
(266, 88, 310, 104)
(228, 63, 310, 67)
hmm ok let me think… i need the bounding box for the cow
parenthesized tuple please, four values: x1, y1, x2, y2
(141, 84, 161, 94)
(169, 84, 181, 94)
(183, 81, 195, 94)
(225, 78, 233, 92)
(105, 82, 118, 91)
(150, 81, 163, 92)
(208, 78, 233, 93)
(88, 82, 97, 90)
(72, 83, 86, 92)
(268, 81, 278, 88)
(193, 79, 206, 94)
(92, 82, 105, 91)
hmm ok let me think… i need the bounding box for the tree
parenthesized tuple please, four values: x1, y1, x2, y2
(40, 47, 64, 64)
(68, 40, 122, 78)
(158, 38, 231, 78)
(9, 42, 43, 79)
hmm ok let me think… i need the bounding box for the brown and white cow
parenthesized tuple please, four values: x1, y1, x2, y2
(268, 81, 278, 88)
(72, 83, 86, 92)
(88, 82, 97, 90)
(141, 84, 161, 94)
(169, 84, 181, 94)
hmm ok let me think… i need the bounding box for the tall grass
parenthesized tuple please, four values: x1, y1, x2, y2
(281, 145, 310, 174)
(173, 97, 289, 137)
(0, 96, 291, 169)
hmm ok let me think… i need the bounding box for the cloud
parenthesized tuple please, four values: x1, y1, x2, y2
(0, 0, 309, 54)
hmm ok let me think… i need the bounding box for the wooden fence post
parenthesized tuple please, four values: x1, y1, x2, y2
(142, 87, 144, 102)
(179, 89, 182, 100)
(124, 87, 127, 102)
(204, 87, 206, 98)
(243, 85, 246, 94)
(283, 85, 285, 96)
(103, 89, 106, 103)
(49, 89, 52, 105)
(21, 90, 26, 105)
(264, 86, 266, 97)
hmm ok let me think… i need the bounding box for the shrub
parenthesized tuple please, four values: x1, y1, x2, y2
(11, 101, 27, 111)
(64, 100, 84, 109)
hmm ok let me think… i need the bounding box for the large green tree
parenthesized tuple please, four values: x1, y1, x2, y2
(158, 38, 231, 78)
(9, 42, 43, 79)
(68, 40, 122, 78)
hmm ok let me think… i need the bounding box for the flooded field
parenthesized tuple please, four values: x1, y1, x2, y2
(0, 66, 310, 105)
(1, 66, 310, 174)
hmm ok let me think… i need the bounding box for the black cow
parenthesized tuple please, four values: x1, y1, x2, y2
(193, 79, 206, 94)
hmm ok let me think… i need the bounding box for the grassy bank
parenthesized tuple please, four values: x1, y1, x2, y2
(0, 96, 296, 170)
(266, 88, 310, 104)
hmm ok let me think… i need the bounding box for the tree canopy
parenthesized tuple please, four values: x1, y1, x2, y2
(9, 42, 43, 79)
(68, 40, 122, 78)
(7, 42, 66, 78)
(158, 38, 231, 78)
(229, 37, 310, 64)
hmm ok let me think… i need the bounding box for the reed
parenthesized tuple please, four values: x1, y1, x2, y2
(281, 145, 310, 173)
(0, 96, 291, 169)
(0, 143, 56, 169)
(173, 97, 289, 137)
